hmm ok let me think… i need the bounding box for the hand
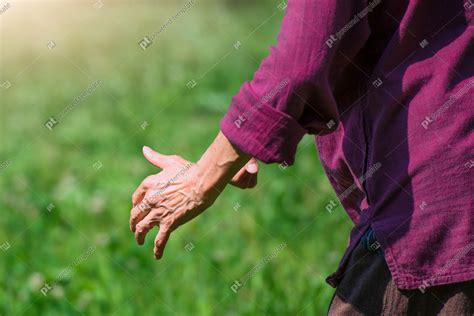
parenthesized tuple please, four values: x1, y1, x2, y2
(130, 143, 257, 259)
(130, 146, 216, 259)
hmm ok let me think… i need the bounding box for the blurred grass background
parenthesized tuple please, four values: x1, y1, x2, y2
(0, 0, 353, 314)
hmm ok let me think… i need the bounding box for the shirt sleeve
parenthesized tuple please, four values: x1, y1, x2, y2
(220, 0, 371, 164)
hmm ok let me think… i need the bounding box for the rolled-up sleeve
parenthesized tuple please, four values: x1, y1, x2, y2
(220, 0, 371, 164)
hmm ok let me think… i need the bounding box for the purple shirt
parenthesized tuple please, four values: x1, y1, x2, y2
(220, 0, 474, 290)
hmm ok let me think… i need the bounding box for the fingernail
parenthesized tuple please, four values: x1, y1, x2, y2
(246, 163, 258, 174)
(143, 146, 151, 154)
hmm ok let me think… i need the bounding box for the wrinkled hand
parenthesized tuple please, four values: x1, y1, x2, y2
(130, 146, 258, 259)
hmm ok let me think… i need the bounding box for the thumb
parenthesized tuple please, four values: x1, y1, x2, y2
(142, 146, 170, 169)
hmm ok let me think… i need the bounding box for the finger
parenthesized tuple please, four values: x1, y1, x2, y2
(135, 212, 160, 245)
(230, 166, 247, 184)
(132, 176, 154, 206)
(130, 202, 151, 232)
(230, 159, 257, 184)
(230, 172, 257, 189)
(242, 172, 258, 189)
(230, 159, 259, 189)
(154, 224, 172, 259)
(245, 172, 258, 189)
(245, 158, 259, 174)
(143, 146, 172, 169)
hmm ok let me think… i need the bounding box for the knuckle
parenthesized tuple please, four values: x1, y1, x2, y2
(138, 201, 149, 211)
(154, 238, 164, 247)
(136, 225, 146, 234)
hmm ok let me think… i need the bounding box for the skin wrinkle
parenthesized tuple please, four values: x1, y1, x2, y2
(130, 134, 254, 258)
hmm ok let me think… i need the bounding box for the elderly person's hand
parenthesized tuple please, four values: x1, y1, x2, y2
(130, 132, 256, 259)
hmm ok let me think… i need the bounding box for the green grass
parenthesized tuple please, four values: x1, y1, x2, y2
(0, 1, 353, 314)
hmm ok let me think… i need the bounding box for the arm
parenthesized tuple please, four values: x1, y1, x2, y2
(130, 0, 370, 259)
(221, 0, 370, 164)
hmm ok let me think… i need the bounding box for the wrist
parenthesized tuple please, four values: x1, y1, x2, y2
(197, 132, 250, 193)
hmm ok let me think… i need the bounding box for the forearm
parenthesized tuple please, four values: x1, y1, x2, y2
(197, 131, 251, 193)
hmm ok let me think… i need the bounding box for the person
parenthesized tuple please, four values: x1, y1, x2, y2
(130, 0, 474, 314)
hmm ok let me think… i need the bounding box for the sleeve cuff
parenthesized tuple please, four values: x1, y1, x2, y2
(220, 93, 307, 165)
